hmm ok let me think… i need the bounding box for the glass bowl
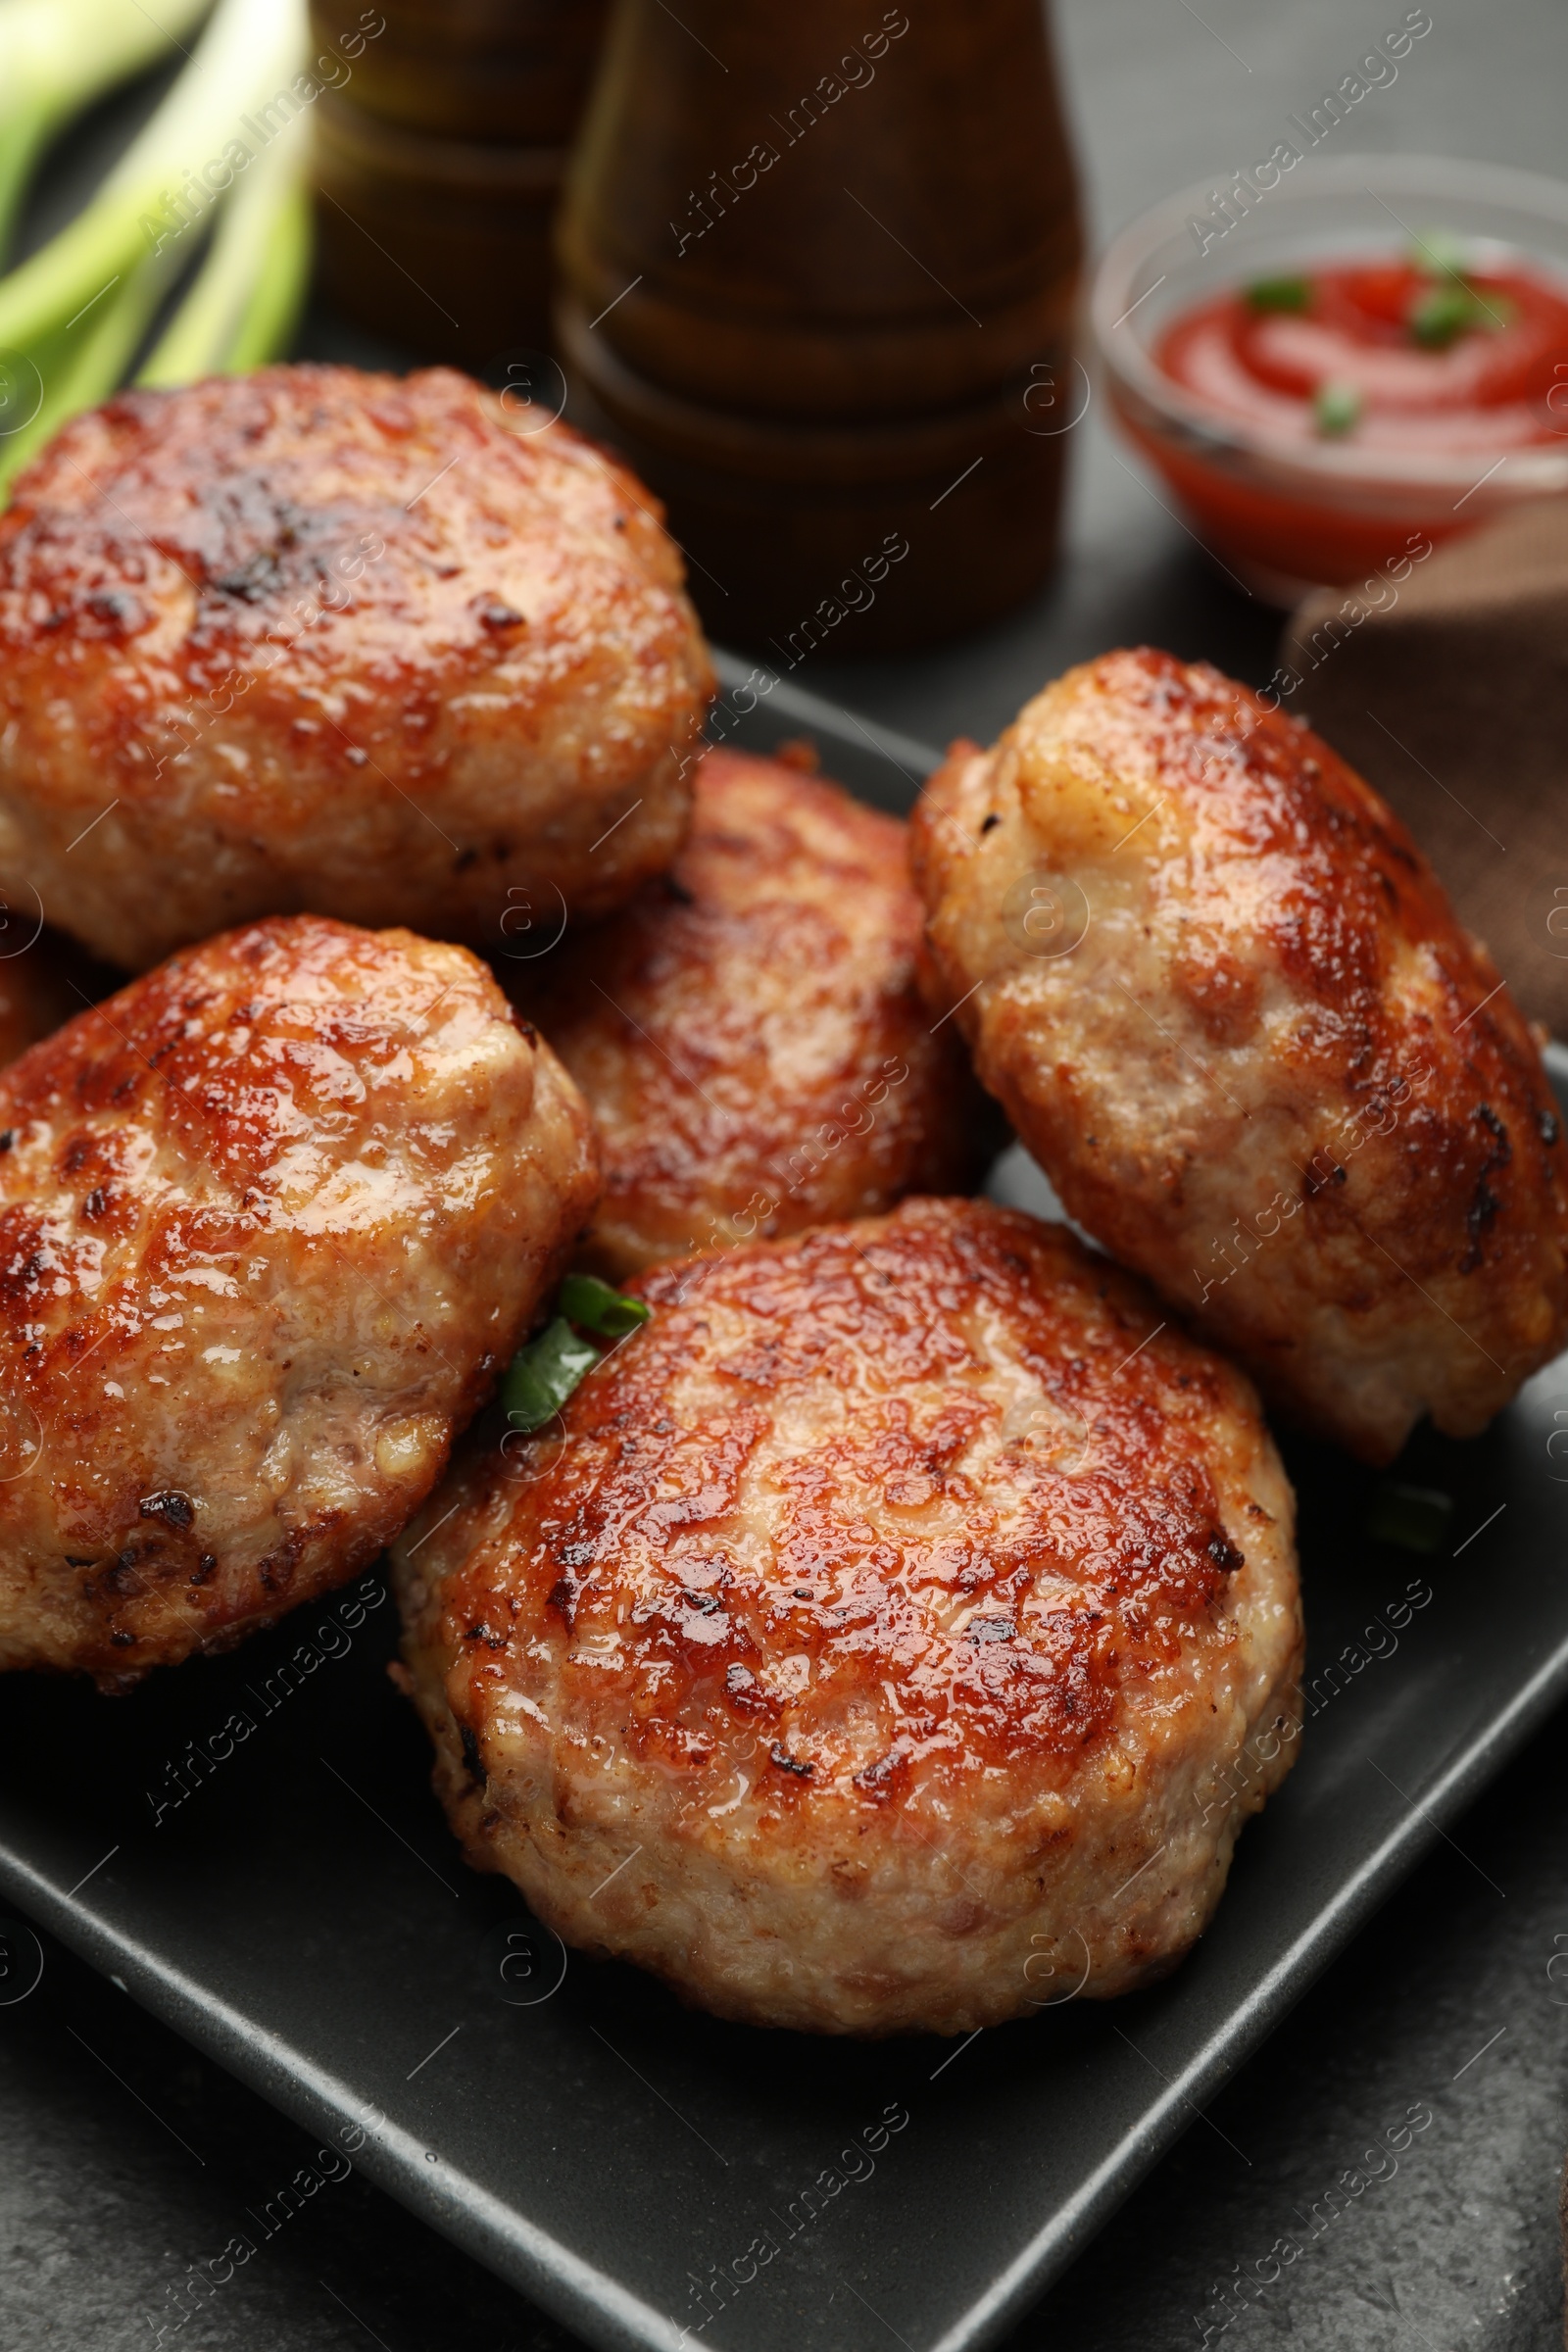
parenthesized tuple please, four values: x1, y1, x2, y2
(1091, 152, 1568, 602)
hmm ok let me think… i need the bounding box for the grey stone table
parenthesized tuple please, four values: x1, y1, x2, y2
(4, 1, 1567, 2346)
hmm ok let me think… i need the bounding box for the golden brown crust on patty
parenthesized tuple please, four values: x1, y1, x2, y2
(0, 913, 599, 1686)
(0, 364, 712, 969)
(510, 747, 1001, 1276)
(394, 1198, 1301, 2034)
(910, 648, 1568, 1462)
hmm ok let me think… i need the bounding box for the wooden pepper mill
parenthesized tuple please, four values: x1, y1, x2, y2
(310, 0, 609, 368)
(555, 0, 1082, 655)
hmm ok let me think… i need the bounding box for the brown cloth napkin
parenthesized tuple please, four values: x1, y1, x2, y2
(1280, 502, 1568, 1038)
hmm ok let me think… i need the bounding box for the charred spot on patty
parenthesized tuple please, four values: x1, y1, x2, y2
(139, 1491, 194, 1529)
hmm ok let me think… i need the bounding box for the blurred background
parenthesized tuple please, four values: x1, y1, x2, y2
(11, 0, 1568, 747)
(4, 1, 1568, 2346)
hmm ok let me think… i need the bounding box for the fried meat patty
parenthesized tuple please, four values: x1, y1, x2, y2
(0, 914, 598, 1686)
(393, 1198, 1301, 2035)
(511, 747, 999, 1276)
(911, 649, 1568, 1463)
(0, 364, 712, 970)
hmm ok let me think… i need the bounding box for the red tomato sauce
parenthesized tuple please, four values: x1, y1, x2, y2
(1127, 254, 1568, 586)
(1156, 258, 1568, 454)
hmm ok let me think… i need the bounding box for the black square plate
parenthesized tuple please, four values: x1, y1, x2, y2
(0, 658, 1564, 2352)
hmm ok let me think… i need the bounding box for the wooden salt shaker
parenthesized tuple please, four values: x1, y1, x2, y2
(554, 0, 1082, 655)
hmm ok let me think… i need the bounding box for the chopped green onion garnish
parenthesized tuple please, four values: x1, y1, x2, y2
(1408, 281, 1475, 349)
(1410, 230, 1471, 281)
(502, 1318, 600, 1433)
(1246, 275, 1311, 313)
(500, 1276, 652, 1432)
(559, 1271, 652, 1338)
(1406, 268, 1514, 349)
(1364, 1481, 1453, 1555)
(1313, 380, 1362, 437)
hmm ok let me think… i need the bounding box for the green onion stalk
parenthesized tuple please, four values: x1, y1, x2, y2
(0, 0, 213, 263)
(138, 110, 312, 386)
(0, 0, 309, 498)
